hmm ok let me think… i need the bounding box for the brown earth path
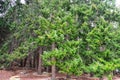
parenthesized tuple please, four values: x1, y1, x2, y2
(0, 70, 120, 80)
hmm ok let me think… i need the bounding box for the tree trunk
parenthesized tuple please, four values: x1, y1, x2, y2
(66, 74, 71, 80)
(35, 52, 38, 70)
(51, 43, 56, 80)
(38, 47, 42, 74)
(33, 53, 36, 68)
(25, 57, 30, 69)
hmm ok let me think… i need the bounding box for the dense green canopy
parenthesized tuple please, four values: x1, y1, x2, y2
(0, 0, 120, 78)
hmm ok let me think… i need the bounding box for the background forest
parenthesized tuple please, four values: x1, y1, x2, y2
(0, 0, 120, 79)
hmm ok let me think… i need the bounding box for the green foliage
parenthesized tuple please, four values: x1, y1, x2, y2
(0, 0, 120, 78)
(39, 0, 120, 77)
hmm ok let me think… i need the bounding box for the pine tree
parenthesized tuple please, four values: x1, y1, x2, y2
(0, 0, 120, 79)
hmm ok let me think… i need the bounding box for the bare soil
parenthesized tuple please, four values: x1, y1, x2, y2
(0, 69, 120, 80)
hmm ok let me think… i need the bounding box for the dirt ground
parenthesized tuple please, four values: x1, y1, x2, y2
(0, 69, 120, 80)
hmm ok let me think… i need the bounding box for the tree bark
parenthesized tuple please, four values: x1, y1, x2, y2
(35, 52, 38, 70)
(25, 57, 30, 69)
(38, 47, 42, 74)
(51, 43, 56, 80)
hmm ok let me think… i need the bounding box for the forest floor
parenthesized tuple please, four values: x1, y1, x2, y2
(0, 69, 120, 80)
